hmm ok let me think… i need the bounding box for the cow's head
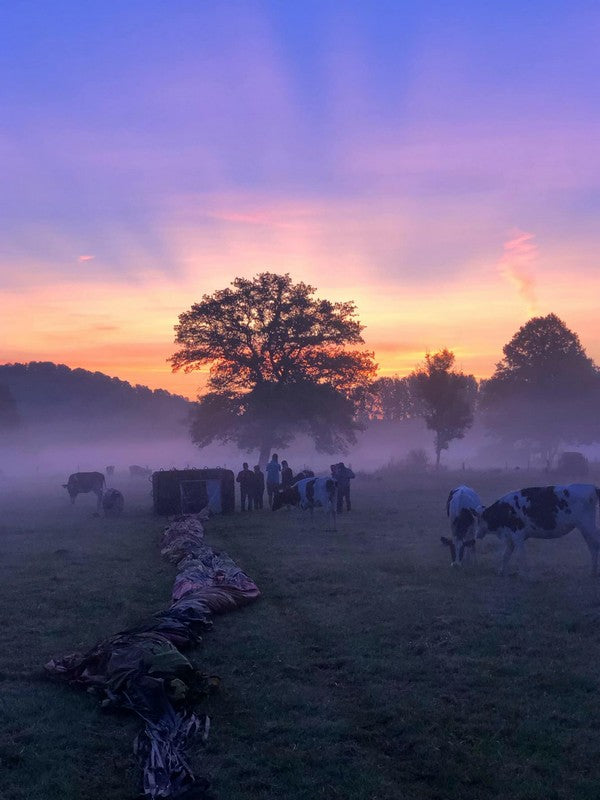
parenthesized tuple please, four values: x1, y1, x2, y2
(62, 481, 77, 503)
(272, 486, 298, 511)
(441, 535, 476, 566)
(442, 507, 481, 565)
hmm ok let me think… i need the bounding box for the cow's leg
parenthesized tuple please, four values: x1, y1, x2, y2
(470, 543, 477, 566)
(579, 527, 600, 576)
(514, 534, 529, 577)
(499, 536, 515, 576)
(328, 504, 337, 532)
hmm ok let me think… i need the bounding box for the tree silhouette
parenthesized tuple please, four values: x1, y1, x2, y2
(410, 350, 476, 467)
(367, 376, 423, 421)
(171, 273, 377, 464)
(480, 314, 600, 463)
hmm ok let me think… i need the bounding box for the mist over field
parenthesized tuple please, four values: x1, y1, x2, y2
(4, 416, 600, 484)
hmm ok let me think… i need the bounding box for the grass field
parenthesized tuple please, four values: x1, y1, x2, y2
(3, 468, 600, 800)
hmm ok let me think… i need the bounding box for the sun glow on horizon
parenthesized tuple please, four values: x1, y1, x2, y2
(2, 5, 599, 399)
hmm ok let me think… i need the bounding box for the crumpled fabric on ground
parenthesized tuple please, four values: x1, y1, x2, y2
(134, 708, 209, 799)
(45, 513, 260, 799)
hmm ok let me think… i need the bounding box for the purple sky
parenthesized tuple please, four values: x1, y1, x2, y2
(1, 2, 599, 397)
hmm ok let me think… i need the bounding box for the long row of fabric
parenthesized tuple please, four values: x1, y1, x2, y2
(45, 514, 261, 798)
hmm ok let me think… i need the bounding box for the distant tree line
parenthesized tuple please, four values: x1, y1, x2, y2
(171, 272, 600, 467)
(367, 313, 600, 465)
(2, 276, 596, 468)
(0, 362, 191, 441)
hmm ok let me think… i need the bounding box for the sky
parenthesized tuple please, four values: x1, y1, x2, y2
(1, 1, 599, 399)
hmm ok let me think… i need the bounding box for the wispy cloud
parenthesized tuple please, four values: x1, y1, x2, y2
(78, 254, 95, 262)
(498, 230, 539, 313)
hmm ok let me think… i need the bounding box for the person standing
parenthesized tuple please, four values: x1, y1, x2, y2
(281, 460, 294, 489)
(253, 464, 265, 509)
(335, 462, 355, 513)
(236, 462, 256, 511)
(266, 453, 281, 508)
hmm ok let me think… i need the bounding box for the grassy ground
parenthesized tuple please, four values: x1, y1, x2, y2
(3, 469, 600, 799)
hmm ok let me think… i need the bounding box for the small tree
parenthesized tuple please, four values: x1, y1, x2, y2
(480, 314, 600, 464)
(171, 273, 377, 464)
(410, 350, 476, 467)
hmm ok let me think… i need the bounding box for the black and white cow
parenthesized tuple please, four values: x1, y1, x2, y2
(441, 485, 484, 566)
(102, 488, 125, 516)
(273, 476, 337, 531)
(477, 484, 600, 576)
(63, 472, 105, 510)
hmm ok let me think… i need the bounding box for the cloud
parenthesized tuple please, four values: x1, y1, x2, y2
(498, 230, 539, 313)
(78, 254, 95, 262)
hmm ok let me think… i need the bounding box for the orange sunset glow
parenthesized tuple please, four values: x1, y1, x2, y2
(2, 5, 600, 397)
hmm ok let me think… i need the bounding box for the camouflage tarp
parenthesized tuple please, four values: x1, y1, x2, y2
(45, 513, 260, 798)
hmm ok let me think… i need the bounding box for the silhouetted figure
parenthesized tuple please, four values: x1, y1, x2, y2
(253, 465, 265, 509)
(266, 453, 281, 509)
(236, 462, 256, 511)
(334, 462, 355, 513)
(281, 460, 294, 489)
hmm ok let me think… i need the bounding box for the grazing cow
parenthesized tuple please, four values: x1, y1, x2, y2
(63, 472, 105, 510)
(273, 476, 337, 531)
(441, 485, 484, 566)
(477, 484, 600, 576)
(102, 488, 124, 516)
(129, 465, 151, 478)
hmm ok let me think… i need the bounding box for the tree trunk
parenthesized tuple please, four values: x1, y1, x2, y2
(258, 441, 272, 469)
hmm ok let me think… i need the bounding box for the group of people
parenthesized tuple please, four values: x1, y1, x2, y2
(235, 454, 296, 511)
(235, 463, 266, 511)
(236, 453, 355, 513)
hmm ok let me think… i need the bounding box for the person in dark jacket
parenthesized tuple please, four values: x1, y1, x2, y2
(253, 465, 265, 509)
(335, 462, 355, 513)
(266, 454, 281, 509)
(281, 460, 294, 489)
(236, 462, 256, 511)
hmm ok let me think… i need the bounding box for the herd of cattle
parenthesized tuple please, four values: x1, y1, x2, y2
(443, 482, 600, 575)
(61, 468, 600, 576)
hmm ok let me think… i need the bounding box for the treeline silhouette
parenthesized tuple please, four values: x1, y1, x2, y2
(0, 362, 191, 441)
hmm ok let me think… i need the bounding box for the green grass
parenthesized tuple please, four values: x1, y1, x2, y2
(3, 470, 600, 799)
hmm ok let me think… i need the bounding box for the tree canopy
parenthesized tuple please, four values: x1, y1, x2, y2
(480, 314, 600, 462)
(171, 273, 377, 462)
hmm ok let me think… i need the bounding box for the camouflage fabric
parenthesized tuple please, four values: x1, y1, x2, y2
(45, 513, 260, 798)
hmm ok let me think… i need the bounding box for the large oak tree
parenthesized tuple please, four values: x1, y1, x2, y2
(480, 313, 600, 463)
(171, 273, 377, 464)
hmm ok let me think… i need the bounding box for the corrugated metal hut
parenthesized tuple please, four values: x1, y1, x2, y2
(152, 468, 235, 515)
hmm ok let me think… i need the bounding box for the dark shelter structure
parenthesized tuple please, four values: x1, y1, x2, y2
(152, 469, 235, 515)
